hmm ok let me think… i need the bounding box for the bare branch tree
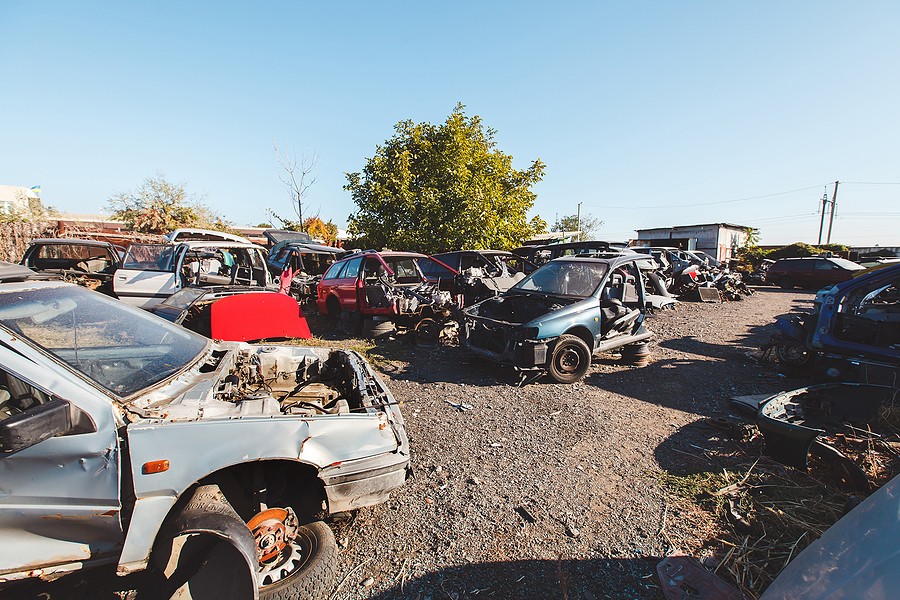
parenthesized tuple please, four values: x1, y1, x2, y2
(274, 141, 318, 230)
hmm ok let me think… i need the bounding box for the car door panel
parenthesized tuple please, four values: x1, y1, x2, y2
(0, 354, 122, 574)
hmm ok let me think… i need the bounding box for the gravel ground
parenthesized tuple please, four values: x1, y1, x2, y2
(2, 287, 814, 600)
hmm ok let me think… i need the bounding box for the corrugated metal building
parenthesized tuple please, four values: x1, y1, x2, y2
(634, 223, 752, 263)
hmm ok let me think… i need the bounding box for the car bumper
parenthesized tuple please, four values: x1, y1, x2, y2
(320, 453, 411, 513)
(461, 319, 551, 369)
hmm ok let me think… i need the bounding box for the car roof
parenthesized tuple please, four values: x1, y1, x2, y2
(341, 250, 427, 260)
(28, 238, 113, 246)
(281, 242, 344, 253)
(182, 240, 264, 250)
(551, 255, 638, 267)
(165, 228, 252, 244)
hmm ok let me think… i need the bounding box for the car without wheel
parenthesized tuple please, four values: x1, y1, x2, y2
(462, 254, 653, 383)
(0, 265, 409, 598)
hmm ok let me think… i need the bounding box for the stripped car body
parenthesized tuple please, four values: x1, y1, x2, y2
(425, 250, 537, 306)
(21, 238, 122, 295)
(114, 240, 273, 309)
(462, 255, 653, 383)
(0, 278, 409, 596)
(317, 250, 460, 338)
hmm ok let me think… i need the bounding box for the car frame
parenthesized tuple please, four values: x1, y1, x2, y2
(0, 276, 409, 597)
(461, 254, 653, 383)
(21, 238, 122, 294)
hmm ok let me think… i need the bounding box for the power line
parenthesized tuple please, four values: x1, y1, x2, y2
(582, 184, 827, 210)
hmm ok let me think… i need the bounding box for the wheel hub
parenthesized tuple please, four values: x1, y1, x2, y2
(558, 348, 581, 372)
(248, 507, 299, 563)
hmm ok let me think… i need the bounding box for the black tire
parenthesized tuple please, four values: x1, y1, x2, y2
(548, 334, 591, 383)
(779, 277, 795, 290)
(152, 485, 260, 600)
(339, 310, 362, 336)
(258, 520, 338, 600)
(325, 295, 341, 319)
(362, 317, 395, 339)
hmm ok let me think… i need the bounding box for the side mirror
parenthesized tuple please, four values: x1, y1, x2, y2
(0, 398, 72, 456)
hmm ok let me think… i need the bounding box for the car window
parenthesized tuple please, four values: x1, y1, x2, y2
(815, 260, 837, 270)
(0, 285, 208, 397)
(420, 258, 456, 278)
(387, 258, 422, 284)
(123, 244, 177, 271)
(0, 367, 51, 423)
(342, 257, 363, 279)
(514, 261, 608, 297)
(322, 261, 344, 280)
(829, 258, 865, 271)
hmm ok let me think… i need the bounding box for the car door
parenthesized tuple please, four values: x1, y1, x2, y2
(0, 352, 122, 575)
(335, 257, 364, 310)
(114, 243, 183, 309)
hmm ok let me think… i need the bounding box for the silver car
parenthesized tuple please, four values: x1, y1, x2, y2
(0, 268, 409, 598)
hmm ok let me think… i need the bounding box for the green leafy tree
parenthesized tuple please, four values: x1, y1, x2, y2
(108, 174, 231, 234)
(553, 213, 603, 240)
(345, 104, 545, 253)
(528, 215, 549, 236)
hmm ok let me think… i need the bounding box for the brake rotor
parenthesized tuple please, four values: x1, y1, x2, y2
(248, 507, 299, 564)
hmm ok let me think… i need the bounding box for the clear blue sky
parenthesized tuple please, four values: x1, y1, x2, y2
(3, 2, 898, 246)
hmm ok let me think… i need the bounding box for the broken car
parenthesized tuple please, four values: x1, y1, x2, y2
(21, 238, 123, 295)
(267, 241, 346, 309)
(0, 274, 409, 598)
(423, 250, 536, 306)
(462, 255, 653, 383)
(317, 250, 460, 341)
(113, 240, 273, 309)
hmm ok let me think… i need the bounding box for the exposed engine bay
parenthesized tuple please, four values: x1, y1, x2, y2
(365, 278, 456, 316)
(466, 293, 574, 325)
(127, 344, 393, 422)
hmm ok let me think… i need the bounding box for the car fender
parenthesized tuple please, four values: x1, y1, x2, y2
(117, 414, 398, 572)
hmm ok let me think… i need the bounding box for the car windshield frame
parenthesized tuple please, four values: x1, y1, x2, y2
(510, 260, 609, 298)
(0, 284, 209, 398)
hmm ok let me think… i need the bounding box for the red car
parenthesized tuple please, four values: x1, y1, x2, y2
(316, 251, 460, 332)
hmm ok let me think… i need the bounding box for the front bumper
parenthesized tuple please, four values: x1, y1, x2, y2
(461, 319, 551, 369)
(320, 453, 411, 513)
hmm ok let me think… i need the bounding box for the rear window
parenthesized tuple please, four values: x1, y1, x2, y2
(829, 258, 865, 271)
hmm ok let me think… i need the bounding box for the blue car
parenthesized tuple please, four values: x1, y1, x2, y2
(461, 255, 653, 383)
(773, 263, 900, 381)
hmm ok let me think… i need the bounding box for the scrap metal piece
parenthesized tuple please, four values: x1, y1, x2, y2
(657, 555, 745, 600)
(757, 383, 889, 470)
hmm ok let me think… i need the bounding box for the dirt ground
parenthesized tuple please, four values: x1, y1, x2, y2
(3, 287, 818, 600)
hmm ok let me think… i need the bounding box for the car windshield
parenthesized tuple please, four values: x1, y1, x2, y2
(0, 285, 208, 397)
(512, 261, 608, 297)
(123, 244, 177, 271)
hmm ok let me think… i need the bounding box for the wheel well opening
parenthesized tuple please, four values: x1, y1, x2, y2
(563, 326, 594, 351)
(199, 460, 326, 523)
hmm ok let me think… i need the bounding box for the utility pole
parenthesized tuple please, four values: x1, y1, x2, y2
(576, 202, 582, 241)
(826, 181, 839, 244)
(817, 191, 828, 245)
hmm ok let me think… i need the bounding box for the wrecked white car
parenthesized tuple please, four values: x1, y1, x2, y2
(0, 272, 409, 598)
